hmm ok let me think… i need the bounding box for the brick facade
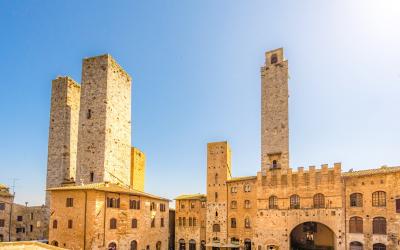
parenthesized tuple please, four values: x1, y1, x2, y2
(175, 49, 400, 250)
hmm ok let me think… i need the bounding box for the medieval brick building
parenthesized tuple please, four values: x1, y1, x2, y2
(175, 48, 400, 250)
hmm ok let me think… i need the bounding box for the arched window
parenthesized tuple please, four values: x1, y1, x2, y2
(350, 242, 363, 250)
(244, 217, 251, 228)
(189, 240, 196, 250)
(51, 241, 59, 246)
(231, 200, 237, 209)
(179, 239, 186, 250)
(350, 193, 363, 207)
(268, 195, 278, 209)
(244, 200, 251, 208)
(201, 241, 206, 250)
(213, 224, 220, 232)
(110, 218, 117, 229)
(52, 220, 58, 229)
(108, 242, 117, 250)
(272, 160, 278, 169)
(131, 218, 137, 228)
(373, 217, 386, 234)
(230, 218, 236, 228)
(373, 243, 386, 250)
(349, 216, 363, 233)
(290, 194, 300, 209)
(372, 191, 386, 207)
(156, 241, 162, 250)
(244, 184, 251, 192)
(131, 241, 138, 250)
(313, 193, 325, 208)
(271, 54, 278, 64)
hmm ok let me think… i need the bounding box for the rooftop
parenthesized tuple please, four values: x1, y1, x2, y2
(175, 193, 206, 200)
(226, 176, 257, 183)
(0, 241, 64, 250)
(47, 182, 170, 201)
(343, 165, 400, 178)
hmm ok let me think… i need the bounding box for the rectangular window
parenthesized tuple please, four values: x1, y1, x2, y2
(16, 227, 25, 233)
(151, 218, 155, 228)
(17, 216, 23, 221)
(90, 172, 94, 182)
(68, 220, 73, 229)
(0, 219, 4, 227)
(178, 217, 182, 226)
(160, 203, 166, 212)
(161, 218, 164, 227)
(183, 217, 186, 227)
(189, 217, 192, 226)
(66, 198, 74, 207)
(130, 200, 140, 210)
(0, 203, 5, 210)
(131, 219, 137, 228)
(190, 202, 195, 209)
(30, 225, 33, 232)
(396, 199, 400, 213)
(30, 213, 34, 220)
(193, 218, 197, 227)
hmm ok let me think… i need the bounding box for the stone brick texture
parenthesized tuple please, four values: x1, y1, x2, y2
(49, 189, 169, 250)
(175, 49, 400, 250)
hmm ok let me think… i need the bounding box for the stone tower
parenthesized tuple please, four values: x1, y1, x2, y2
(261, 48, 289, 172)
(206, 141, 232, 246)
(75, 54, 132, 186)
(130, 147, 146, 191)
(46, 76, 81, 205)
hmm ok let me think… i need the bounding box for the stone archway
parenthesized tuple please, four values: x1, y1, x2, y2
(290, 222, 335, 250)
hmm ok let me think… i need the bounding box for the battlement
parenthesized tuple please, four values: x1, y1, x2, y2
(260, 163, 342, 188)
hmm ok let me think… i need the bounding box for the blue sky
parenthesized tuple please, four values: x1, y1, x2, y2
(0, 1, 399, 205)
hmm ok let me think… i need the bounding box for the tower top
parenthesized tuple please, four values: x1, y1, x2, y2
(265, 48, 285, 67)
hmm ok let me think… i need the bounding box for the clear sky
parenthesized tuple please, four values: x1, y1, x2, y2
(0, 1, 399, 206)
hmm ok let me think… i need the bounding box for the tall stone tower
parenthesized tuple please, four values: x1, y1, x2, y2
(75, 54, 132, 186)
(206, 141, 232, 246)
(46, 76, 81, 205)
(261, 48, 289, 172)
(130, 147, 146, 191)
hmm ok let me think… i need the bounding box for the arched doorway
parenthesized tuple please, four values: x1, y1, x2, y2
(131, 240, 138, 250)
(350, 241, 363, 250)
(179, 239, 186, 250)
(290, 222, 334, 250)
(201, 240, 206, 250)
(156, 241, 162, 250)
(108, 242, 117, 250)
(51, 241, 59, 246)
(189, 240, 196, 250)
(244, 239, 252, 250)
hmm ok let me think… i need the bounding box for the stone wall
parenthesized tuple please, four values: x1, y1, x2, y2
(46, 76, 81, 205)
(49, 188, 169, 250)
(175, 198, 206, 250)
(261, 48, 289, 172)
(131, 147, 146, 191)
(76, 54, 132, 186)
(344, 169, 400, 250)
(206, 142, 231, 246)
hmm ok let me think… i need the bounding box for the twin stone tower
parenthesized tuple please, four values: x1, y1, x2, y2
(46, 49, 291, 206)
(45, 54, 145, 206)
